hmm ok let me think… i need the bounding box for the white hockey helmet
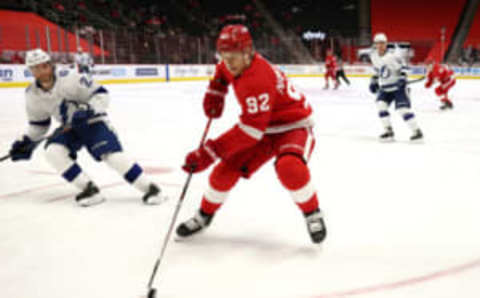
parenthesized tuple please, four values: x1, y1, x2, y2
(373, 33, 388, 43)
(26, 48, 51, 68)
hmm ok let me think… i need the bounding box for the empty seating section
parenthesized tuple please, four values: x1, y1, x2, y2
(0, 10, 102, 55)
(370, 0, 466, 62)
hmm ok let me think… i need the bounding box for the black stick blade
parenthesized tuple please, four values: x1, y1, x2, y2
(147, 288, 157, 298)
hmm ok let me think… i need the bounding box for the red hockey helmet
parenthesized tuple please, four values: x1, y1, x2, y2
(216, 25, 253, 52)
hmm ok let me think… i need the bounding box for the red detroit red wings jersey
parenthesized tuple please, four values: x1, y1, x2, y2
(209, 53, 313, 160)
(215, 53, 312, 135)
(325, 55, 337, 70)
(426, 63, 454, 86)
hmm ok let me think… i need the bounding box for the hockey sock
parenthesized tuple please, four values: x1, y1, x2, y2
(398, 108, 420, 132)
(103, 152, 150, 192)
(45, 144, 90, 190)
(376, 101, 392, 129)
(201, 162, 241, 215)
(275, 155, 319, 214)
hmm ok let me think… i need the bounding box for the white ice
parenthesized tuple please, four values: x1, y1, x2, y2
(1, 77, 480, 298)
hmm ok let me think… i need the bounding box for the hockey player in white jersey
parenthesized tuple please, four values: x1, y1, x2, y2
(369, 33, 423, 142)
(8, 49, 168, 207)
(74, 47, 93, 74)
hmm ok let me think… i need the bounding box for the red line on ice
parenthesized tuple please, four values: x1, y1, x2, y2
(0, 182, 66, 200)
(46, 180, 184, 202)
(313, 258, 480, 298)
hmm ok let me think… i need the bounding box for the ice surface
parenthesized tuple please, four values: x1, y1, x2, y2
(1, 77, 479, 298)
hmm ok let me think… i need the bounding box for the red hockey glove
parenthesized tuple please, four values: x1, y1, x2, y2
(182, 140, 218, 173)
(203, 78, 228, 118)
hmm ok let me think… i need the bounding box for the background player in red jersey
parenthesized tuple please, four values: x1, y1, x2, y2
(425, 60, 456, 110)
(176, 25, 327, 244)
(324, 49, 338, 89)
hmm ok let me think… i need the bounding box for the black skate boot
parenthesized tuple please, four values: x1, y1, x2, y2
(176, 210, 214, 239)
(305, 209, 327, 244)
(440, 101, 453, 110)
(75, 182, 105, 207)
(142, 183, 168, 205)
(410, 129, 424, 142)
(379, 127, 394, 142)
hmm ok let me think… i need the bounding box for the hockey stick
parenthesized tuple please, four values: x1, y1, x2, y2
(0, 126, 70, 163)
(0, 117, 103, 163)
(146, 118, 213, 298)
(407, 76, 426, 85)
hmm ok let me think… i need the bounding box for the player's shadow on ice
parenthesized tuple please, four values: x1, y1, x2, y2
(175, 234, 322, 259)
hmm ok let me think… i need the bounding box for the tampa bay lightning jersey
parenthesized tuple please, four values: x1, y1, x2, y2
(24, 68, 109, 140)
(74, 52, 94, 67)
(370, 49, 408, 92)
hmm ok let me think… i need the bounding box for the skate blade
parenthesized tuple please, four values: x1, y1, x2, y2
(379, 137, 395, 143)
(410, 138, 424, 144)
(143, 195, 169, 206)
(174, 229, 206, 242)
(77, 196, 106, 207)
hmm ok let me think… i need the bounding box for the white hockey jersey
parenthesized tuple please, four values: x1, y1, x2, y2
(370, 49, 408, 92)
(74, 52, 93, 67)
(25, 68, 109, 141)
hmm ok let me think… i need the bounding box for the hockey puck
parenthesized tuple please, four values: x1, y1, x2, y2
(147, 288, 157, 298)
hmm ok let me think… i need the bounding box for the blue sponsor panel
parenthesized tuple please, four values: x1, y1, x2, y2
(135, 67, 159, 76)
(0, 68, 14, 81)
(451, 67, 480, 76)
(111, 68, 127, 77)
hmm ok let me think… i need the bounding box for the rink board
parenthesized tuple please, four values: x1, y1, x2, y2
(1, 64, 479, 88)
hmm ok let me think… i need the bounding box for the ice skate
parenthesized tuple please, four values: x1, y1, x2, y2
(176, 210, 213, 239)
(75, 182, 106, 207)
(142, 183, 168, 205)
(379, 127, 394, 142)
(410, 129, 424, 142)
(305, 209, 327, 244)
(440, 101, 453, 110)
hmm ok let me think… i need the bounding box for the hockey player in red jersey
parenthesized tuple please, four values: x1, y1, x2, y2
(324, 49, 338, 89)
(176, 25, 326, 244)
(425, 60, 456, 110)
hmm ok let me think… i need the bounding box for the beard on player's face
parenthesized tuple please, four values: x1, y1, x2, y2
(31, 63, 54, 86)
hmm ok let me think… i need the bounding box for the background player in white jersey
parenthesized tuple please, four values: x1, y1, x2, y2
(74, 47, 94, 74)
(369, 33, 423, 142)
(8, 49, 168, 207)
